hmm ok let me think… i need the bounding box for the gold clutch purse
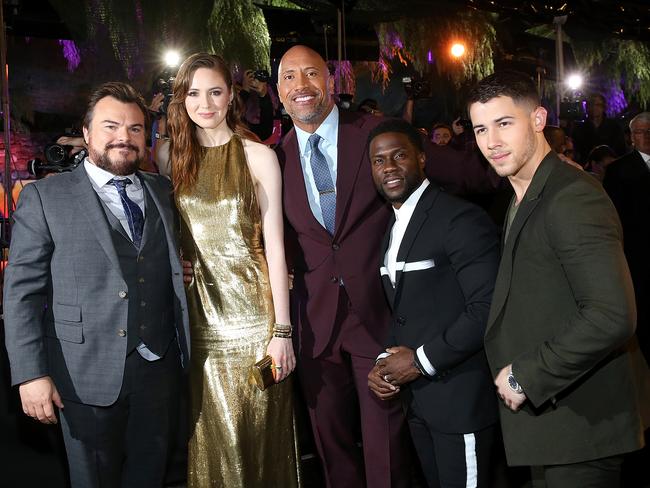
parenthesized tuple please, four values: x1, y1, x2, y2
(251, 355, 276, 391)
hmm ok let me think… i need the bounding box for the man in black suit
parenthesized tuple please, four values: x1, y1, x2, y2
(367, 119, 500, 487)
(603, 111, 650, 362)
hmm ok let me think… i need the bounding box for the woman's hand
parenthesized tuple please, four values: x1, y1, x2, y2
(266, 336, 296, 382)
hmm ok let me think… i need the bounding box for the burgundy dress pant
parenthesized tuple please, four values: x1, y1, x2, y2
(298, 287, 410, 488)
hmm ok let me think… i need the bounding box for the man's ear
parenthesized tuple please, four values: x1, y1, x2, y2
(328, 74, 335, 95)
(82, 126, 89, 145)
(533, 106, 548, 132)
(418, 151, 426, 170)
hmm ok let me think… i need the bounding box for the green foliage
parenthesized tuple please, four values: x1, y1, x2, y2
(527, 25, 650, 107)
(573, 39, 650, 107)
(49, 0, 271, 79)
(375, 10, 496, 87)
(257, 0, 304, 8)
(205, 0, 271, 72)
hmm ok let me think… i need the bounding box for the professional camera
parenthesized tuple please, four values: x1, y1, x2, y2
(152, 70, 176, 115)
(402, 76, 431, 99)
(337, 93, 354, 110)
(253, 69, 271, 83)
(28, 133, 88, 177)
(560, 98, 586, 121)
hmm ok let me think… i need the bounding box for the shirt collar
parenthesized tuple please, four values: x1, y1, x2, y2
(393, 179, 430, 221)
(84, 159, 139, 188)
(638, 150, 650, 164)
(295, 105, 339, 158)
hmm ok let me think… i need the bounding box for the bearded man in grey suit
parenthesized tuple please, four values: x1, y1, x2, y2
(3, 82, 190, 488)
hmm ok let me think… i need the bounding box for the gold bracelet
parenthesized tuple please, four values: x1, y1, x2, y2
(273, 333, 292, 339)
(273, 322, 292, 332)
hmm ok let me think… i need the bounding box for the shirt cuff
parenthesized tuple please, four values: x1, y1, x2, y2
(375, 351, 392, 363)
(416, 346, 436, 376)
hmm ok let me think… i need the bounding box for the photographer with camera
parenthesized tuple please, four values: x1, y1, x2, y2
(401, 76, 431, 130)
(239, 68, 279, 143)
(27, 132, 88, 179)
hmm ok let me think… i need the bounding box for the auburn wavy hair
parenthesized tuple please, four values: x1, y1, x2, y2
(167, 52, 259, 193)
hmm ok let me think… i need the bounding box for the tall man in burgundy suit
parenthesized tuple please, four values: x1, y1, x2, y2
(276, 45, 409, 488)
(276, 45, 493, 487)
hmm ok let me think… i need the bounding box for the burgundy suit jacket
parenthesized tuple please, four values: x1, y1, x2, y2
(277, 111, 390, 358)
(276, 110, 494, 358)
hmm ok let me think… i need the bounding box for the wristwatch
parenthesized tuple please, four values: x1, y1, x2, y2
(507, 368, 524, 394)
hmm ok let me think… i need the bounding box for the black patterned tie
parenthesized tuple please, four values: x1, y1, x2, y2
(308, 133, 336, 235)
(110, 178, 144, 248)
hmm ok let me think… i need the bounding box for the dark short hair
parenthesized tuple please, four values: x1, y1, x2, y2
(467, 70, 540, 111)
(367, 118, 424, 153)
(83, 81, 149, 130)
(589, 93, 606, 106)
(587, 144, 616, 164)
(431, 123, 452, 134)
(358, 98, 379, 112)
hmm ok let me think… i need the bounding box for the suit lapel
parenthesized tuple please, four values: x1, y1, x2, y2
(392, 185, 437, 299)
(334, 112, 369, 239)
(139, 174, 179, 254)
(282, 130, 331, 239)
(70, 166, 122, 272)
(380, 213, 396, 306)
(486, 153, 558, 333)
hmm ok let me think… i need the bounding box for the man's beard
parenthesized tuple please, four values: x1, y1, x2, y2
(290, 95, 329, 125)
(377, 173, 423, 205)
(90, 143, 142, 176)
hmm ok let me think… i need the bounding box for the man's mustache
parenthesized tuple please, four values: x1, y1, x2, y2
(106, 143, 139, 152)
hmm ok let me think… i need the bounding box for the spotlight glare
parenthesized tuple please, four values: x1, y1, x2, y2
(164, 50, 181, 67)
(450, 43, 465, 58)
(566, 73, 583, 90)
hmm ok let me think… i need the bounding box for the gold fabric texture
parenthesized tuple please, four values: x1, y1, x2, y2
(177, 136, 301, 487)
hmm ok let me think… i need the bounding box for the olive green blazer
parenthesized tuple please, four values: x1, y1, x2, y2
(485, 152, 644, 466)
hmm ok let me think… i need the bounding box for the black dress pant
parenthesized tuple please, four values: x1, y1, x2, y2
(60, 345, 182, 488)
(531, 455, 624, 488)
(407, 403, 497, 488)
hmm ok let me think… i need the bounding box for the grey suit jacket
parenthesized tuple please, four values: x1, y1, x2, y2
(3, 165, 190, 406)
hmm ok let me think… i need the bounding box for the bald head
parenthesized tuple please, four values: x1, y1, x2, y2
(279, 45, 326, 71)
(277, 45, 335, 133)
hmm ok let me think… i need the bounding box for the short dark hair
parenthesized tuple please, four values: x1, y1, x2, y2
(367, 118, 424, 153)
(431, 123, 452, 134)
(587, 144, 616, 164)
(358, 98, 379, 112)
(467, 70, 540, 112)
(83, 81, 149, 130)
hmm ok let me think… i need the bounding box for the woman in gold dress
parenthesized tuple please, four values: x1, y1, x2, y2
(162, 53, 300, 487)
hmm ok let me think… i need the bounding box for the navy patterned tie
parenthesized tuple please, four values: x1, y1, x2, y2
(308, 133, 336, 235)
(110, 178, 144, 248)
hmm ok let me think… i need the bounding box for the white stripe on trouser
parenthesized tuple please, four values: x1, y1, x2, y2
(464, 433, 478, 488)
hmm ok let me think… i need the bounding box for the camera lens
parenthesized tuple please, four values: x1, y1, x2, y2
(44, 143, 67, 164)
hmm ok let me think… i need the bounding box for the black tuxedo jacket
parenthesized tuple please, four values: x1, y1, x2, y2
(380, 183, 500, 434)
(603, 149, 650, 360)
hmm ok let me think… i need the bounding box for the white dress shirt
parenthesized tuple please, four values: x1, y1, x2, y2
(84, 159, 145, 240)
(382, 178, 436, 376)
(640, 150, 650, 168)
(294, 105, 339, 229)
(384, 179, 430, 286)
(84, 159, 160, 361)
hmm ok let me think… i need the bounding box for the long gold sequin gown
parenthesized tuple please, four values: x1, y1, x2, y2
(176, 135, 301, 487)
